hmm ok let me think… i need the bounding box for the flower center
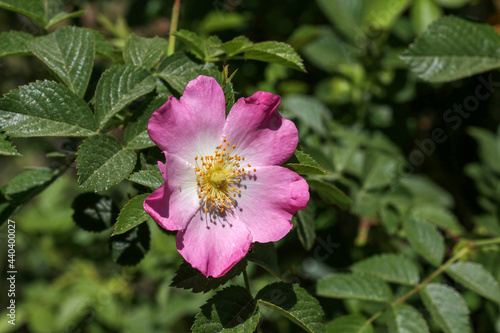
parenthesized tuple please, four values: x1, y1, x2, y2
(195, 138, 256, 214)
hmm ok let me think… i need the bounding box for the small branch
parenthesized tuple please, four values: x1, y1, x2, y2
(167, 0, 181, 56)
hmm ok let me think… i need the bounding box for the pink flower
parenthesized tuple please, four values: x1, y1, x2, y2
(144, 75, 309, 278)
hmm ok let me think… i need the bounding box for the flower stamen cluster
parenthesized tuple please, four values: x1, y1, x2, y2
(195, 138, 255, 214)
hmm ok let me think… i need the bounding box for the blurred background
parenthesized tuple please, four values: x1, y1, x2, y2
(1, 0, 500, 332)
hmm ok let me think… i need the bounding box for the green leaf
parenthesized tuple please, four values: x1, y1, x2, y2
(0, 0, 83, 28)
(401, 175, 454, 208)
(308, 179, 352, 210)
(124, 97, 165, 149)
(171, 260, 247, 293)
(156, 52, 217, 94)
(206, 35, 225, 58)
(401, 16, 500, 82)
(110, 221, 150, 266)
(123, 34, 168, 70)
(350, 254, 420, 286)
(0, 80, 96, 137)
(0, 168, 61, 225)
(0, 0, 46, 26)
(317, 273, 393, 303)
(446, 262, 500, 304)
(5, 168, 59, 202)
(87, 29, 116, 60)
(410, 0, 443, 35)
(284, 150, 328, 175)
(362, 153, 398, 190)
(244, 41, 306, 72)
(46, 9, 85, 28)
(71, 193, 118, 232)
(365, 0, 410, 30)
(387, 304, 430, 333)
(172, 29, 207, 60)
(257, 282, 325, 333)
(301, 27, 358, 72)
(112, 193, 150, 236)
(379, 204, 401, 234)
(76, 134, 137, 192)
(192, 285, 260, 333)
(315, 0, 366, 42)
(421, 283, 472, 333)
(29, 27, 95, 97)
(246, 242, 279, 278)
(410, 205, 464, 234)
(296, 198, 316, 251)
(0, 31, 33, 58)
(325, 314, 373, 333)
(468, 127, 500, 174)
(220, 36, 253, 56)
(352, 189, 384, 220)
(281, 95, 332, 135)
(94, 65, 156, 130)
(0, 133, 20, 156)
(128, 170, 163, 189)
(403, 217, 444, 266)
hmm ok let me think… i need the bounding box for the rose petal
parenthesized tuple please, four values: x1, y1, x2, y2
(234, 166, 309, 243)
(148, 75, 226, 163)
(176, 212, 252, 278)
(223, 91, 298, 166)
(144, 153, 199, 231)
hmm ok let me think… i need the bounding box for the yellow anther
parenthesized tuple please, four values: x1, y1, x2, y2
(223, 138, 227, 142)
(253, 168, 257, 172)
(248, 164, 251, 167)
(205, 209, 209, 213)
(232, 145, 236, 149)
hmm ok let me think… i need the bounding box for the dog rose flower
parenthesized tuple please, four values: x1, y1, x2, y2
(144, 75, 309, 278)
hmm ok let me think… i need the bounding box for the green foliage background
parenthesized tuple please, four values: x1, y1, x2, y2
(1, 0, 500, 332)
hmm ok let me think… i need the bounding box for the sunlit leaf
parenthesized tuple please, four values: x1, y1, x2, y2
(76, 134, 137, 192)
(0, 31, 33, 58)
(402, 16, 500, 82)
(29, 27, 95, 97)
(94, 65, 156, 130)
(112, 194, 150, 236)
(0, 80, 96, 137)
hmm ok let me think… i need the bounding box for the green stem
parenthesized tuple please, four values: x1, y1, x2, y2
(167, 0, 181, 56)
(243, 269, 251, 295)
(470, 237, 500, 247)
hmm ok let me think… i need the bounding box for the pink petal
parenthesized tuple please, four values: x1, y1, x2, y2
(176, 213, 252, 278)
(223, 91, 298, 166)
(235, 166, 309, 243)
(148, 75, 226, 163)
(144, 153, 199, 231)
